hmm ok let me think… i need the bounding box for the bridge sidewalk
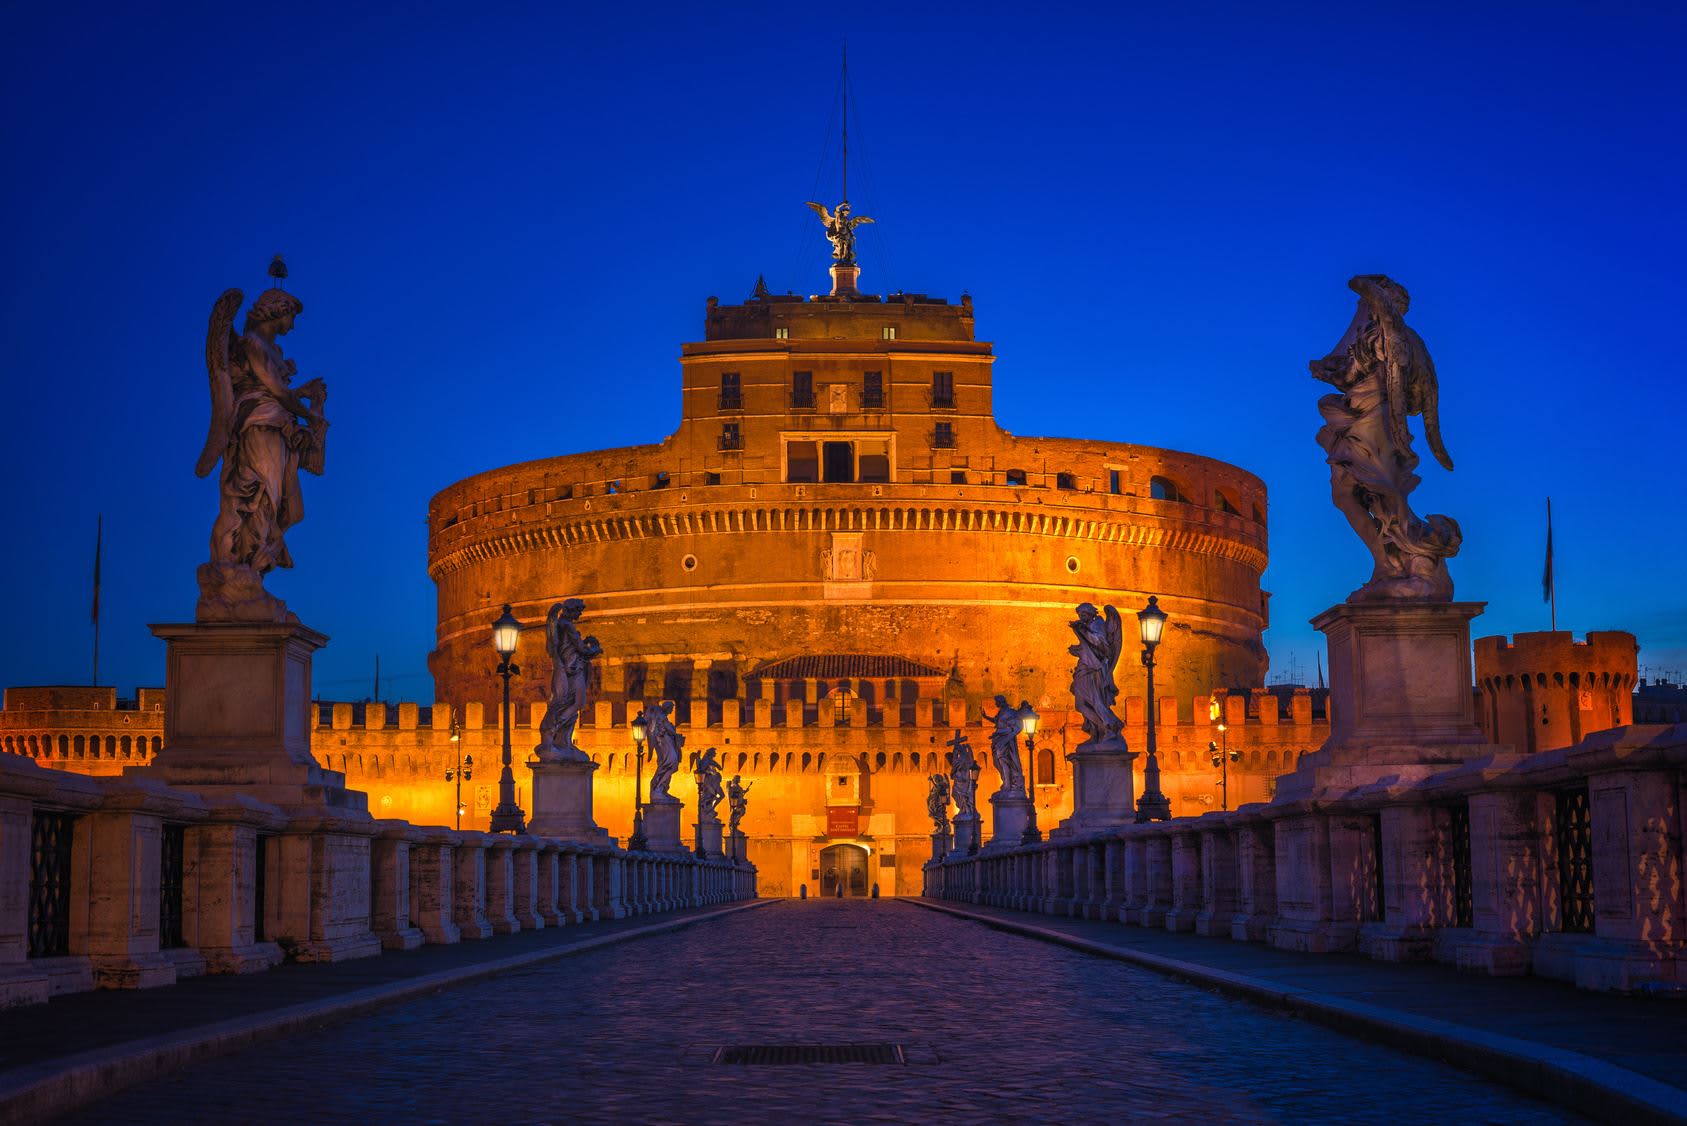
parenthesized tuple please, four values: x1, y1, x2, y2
(913, 898, 1687, 1124)
(0, 900, 771, 1122)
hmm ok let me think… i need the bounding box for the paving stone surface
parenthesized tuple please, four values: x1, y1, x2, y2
(63, 900, 1581, 1125)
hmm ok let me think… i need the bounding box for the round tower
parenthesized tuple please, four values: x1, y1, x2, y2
(1474, 631, 1638, 754)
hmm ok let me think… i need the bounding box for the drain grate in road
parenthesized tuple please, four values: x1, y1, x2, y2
(712, 1043, 906, 1066)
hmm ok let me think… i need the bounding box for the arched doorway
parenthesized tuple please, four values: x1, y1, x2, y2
(818, 843, 870, 897)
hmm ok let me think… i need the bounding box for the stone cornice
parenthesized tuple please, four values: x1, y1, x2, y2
(429, 499, 1267, 580)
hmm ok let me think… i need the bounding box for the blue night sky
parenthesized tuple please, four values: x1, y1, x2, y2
(3, 2, 1684, 700)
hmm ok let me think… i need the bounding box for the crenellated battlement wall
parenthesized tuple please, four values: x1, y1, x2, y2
(1474, 630, 1637, 753)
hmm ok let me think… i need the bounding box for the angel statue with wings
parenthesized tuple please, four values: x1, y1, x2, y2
(1070, 603, 1126, 749)
(536, 598, 601, 762)
(983, 694, 1030, 796)
(195, 259, 328, 621)
(805, 199, 874, 263)
(695, 747, 725, 824)
(640, 701, 684, 802)
(1311, 275, 1461, 601)
(727, 774, 753, 834)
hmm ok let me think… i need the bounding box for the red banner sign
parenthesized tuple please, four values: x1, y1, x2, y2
(827, 806, 860, 837)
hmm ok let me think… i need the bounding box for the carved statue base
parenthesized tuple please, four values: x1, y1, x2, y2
(984, 792, 1033, 852)
(527, 758, 610, 844)
(195, 562, 297, 624)
(640, 795, 689, 855)
(1276, 599, 1499, 800)
(950, 811, 981, 857)
(929, 829, 952, 859)
(694, 814, 724, 859)
(1051, 744, 1138, 839)
(137, 621, 365, 813)
(829, 262, 861, 298)
(729, 829, 747, 863)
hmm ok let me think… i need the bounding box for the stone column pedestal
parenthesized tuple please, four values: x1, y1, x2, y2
(984, 792, 1032, 852)
(139, 621, 366, 814)
(1053, 742, 1138, 839)
(527, 758, 610, 845)
(695, 815, 724, 859)
(1278, 600, 1495, 800)
(929, 829, 951, 861)
(950, 811, 981, 857)
(641, 796, 688, 854)
(729, 829, 748, 863)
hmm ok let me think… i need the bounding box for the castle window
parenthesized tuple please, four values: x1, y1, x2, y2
(1037, 747, 1056, 783)
(705, 471, 721, 486)
(786, 440, 819, 483)
(1109, 470, 1122, 495)
(1214, 488, 1240, 515)
(932, 371, 955, 409)
(652, 471, 670, 489)
(774, 326, 789, 340)
(1057, 472, 1076, 490)
(1150, 475, 1188, 503)
(822, 442, 854, 483)
(720, 423, 742, 451)
(1006, 468, 1027, 486)
(933, 422, 955, 449)
(862, 371, 884, 409)
(719, 372, 742, 411)
(950, 470, 967, 485)
(792, 371, 815, 409)
(882, 325, 897, 340)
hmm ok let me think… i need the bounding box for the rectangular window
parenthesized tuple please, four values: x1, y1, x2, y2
(652, 471, 670, 489)
(774, 326, 789, 340)
(950, 470, 967, 485)
(719, 372, 742, 411)
(822, 441, 855, 483)
(786, 440, 819, 482)
(720, 423, 742, 451)
(882, 326, 897, 340)
(933, 422, 954, 449)
(705, 472, 721, 486)
(1109, 470, 1121, 495)
(1005, 468, 1027, 486)
(1056, 472, 1076, 490)
(861, 371, 884, 409)
(792, 371, 815, 409)
(932, 371, 955, 409)
(858, 440, 890, 483)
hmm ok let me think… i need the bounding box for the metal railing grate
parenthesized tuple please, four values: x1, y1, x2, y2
(1556, 787, 1595, 934)
(160, 823, 186, 949)
(1449, 802, 1473, 928)
(713, 1043, 905, 1066)
(28, 811, 76, 958)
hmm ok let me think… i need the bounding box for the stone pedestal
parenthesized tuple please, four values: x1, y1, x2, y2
(984, 792, 1032, 852)
(729, 829, 747, 863)
(641, 796, 688, 854)
(140, 621, 367, 814)
(1053, 742, 1138, 839)
(695, 815, 724, 859)
(1278, 601, 1494, 800)
(829, 261, 860, 297)
(527, 758, 610, 845)
(951, 811, 981, 857)
(929, 829, 951, 861)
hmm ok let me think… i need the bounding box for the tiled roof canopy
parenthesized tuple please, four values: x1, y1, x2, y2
(746, 655, 947, 681)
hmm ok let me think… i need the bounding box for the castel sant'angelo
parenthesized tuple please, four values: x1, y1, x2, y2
(5, 199, 1370, 897)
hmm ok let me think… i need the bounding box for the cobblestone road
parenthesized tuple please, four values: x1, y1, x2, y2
(66, 901, 1579, 1125)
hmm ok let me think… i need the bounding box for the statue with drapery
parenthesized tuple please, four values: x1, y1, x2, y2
(1069, 604, 1125, 748)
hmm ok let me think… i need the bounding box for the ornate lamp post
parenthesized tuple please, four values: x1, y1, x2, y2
(1135, 596, 1172, 822)
(628, 713, 648, 850)
(1210, 719, 1238, 810)
(1020, 705, 1042, 843)
(487, 604, 527, 834)
(444, 717, 473, 830)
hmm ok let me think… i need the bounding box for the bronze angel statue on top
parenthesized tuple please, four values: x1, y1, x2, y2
(1311, 275, 1461, 601)
(195, 257, 328, 621)
(805, 199, 874, 263)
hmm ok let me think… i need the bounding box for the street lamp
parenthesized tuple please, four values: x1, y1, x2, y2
(1020, 705, 1042, 843)
(628, 713, 648, 851)
(444, 717, 473, 830)
(487, 604, 527, 834)
(1135, 596, 1172, 822)
(1210, 719, 1239, 810)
